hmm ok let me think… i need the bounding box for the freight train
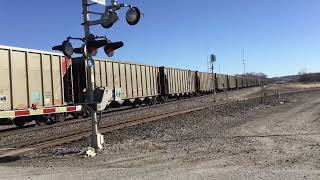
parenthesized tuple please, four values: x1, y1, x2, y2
(0, 45, 260, 127)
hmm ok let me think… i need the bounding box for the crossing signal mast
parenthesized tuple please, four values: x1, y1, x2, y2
(209, 53, 216, 102)
(52, 0, 142, 150)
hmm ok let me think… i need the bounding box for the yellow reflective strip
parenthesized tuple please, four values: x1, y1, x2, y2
(56, 107, 67, 113)
(29, 109, 43, 115)
(0, 111, 15, 118)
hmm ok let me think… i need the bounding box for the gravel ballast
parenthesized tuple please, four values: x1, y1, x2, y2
(0, 87, 260, 147)
(1, 89, 320, 180)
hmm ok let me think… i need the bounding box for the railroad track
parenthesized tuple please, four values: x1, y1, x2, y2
(1, 87, 319, 159)
(0, 99, 237, 159)
(0, 87, 256, 137)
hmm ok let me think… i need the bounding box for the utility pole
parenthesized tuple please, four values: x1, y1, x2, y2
(242, 48, 246, 75)
(82, 0, 103, 150)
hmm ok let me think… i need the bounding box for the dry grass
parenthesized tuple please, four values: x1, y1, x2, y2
(245, 82, 320, 99)
(285, 82, 320, 89)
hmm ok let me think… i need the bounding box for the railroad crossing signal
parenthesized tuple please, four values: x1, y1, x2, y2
(52, 0, 142, 151)
(52, 40, 73, 58)
(53, 36, 124, 58)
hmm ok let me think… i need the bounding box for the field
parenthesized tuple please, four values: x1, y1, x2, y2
(1, 85, 320, 179)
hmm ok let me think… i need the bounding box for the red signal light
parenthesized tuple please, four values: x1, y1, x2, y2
(104, 41, 124, 57)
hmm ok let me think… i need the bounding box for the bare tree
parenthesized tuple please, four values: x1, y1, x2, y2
(298, 72, 320, 82)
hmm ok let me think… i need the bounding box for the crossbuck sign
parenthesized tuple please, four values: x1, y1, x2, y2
(91, 0, 106, 5)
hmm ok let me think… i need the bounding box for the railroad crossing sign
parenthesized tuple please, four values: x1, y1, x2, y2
(91, 0, 105, 5)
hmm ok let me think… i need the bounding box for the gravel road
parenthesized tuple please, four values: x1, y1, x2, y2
(1, 90, 320, 180)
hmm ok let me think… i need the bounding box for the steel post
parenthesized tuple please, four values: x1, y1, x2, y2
(82, 0, 103, 150)
(211, 64, 216, 102)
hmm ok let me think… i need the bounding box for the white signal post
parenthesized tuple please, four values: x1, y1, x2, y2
(82, 0, 104, 150)
(210, 53, 216, 102)
(80, 0, 141, 150)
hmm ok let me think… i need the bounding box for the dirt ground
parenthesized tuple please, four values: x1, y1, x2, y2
(1, 89, 320, 179)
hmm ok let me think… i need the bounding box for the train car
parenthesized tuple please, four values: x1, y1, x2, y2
(72, 57, 160, 106)
(251, 78, 256, 87)
(236, 76, 243, 89)
(0, 45, 81, 126)
(247, 78, 252, 87)
(159, 67, 197, 99)
(227, 75, 237, 90)
(242, 77, 248, 87)
(0, 45, 263, 127)
(257, 78, 261, 86)
(250, 78, 256, 87)
(197, 72, 215, 93)
(215, 73, 228, 91)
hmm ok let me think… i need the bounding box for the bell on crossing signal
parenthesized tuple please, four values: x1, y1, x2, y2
(126, 7, 141, 26)
(104, 41, 124, 57)
(101, 11, 118, 29)
(52, 40, 74, 58)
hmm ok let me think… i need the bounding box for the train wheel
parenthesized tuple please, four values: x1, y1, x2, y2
(71, 112, 81, 119)
(13, 119, 25, 127)
(55, 113, 66, 122)
(148, 98, 155, 106)
(159, 96, 164, 104)
(35, 116, 50, 126)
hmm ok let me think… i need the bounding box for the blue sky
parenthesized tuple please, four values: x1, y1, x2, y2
(0, 0, 319, 77)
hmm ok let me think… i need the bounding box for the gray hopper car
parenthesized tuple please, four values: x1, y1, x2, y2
(72, 58, 160, 106)
(236, 76, 243, 88)
(0, 45, 80, 126)
(159, 67, 197, 98)
(227, 75, 237, 90)
(197, 72, 215, 93)
(0, 45, 262, 127)
(216, 73, 228, 90)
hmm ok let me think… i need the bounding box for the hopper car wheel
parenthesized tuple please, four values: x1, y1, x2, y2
(132, 103, 140, 108)
(148, 98, 156, 106)
(13, 118, 26, 127)
(82, 111, 90, 118)
(158, 96, 167, 104)
(71, 112, 81, 119)
(132, 100, 142, 108)
(35, 117, 46, 126)
(35, 115, 53, 126)
(55, 113, 66, 122)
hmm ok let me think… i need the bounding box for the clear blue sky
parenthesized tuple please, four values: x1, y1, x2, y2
(0, 0, 319, 77)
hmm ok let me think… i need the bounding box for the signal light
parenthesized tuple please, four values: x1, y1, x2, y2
(210, 54, 216, 63)
(103, 41, 124, 57)
(52, 40, 74, 58)
(86, 39, 108, 57)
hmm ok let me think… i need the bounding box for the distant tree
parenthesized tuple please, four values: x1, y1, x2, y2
(235, 72, 268, 80)
(298, 72, 320, 82)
